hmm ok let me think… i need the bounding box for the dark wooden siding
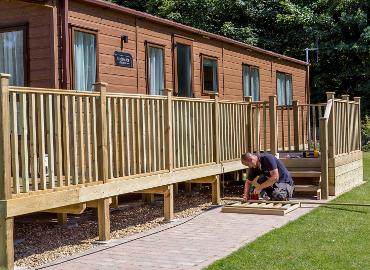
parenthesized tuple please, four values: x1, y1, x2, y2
(0, 0, 57, 88)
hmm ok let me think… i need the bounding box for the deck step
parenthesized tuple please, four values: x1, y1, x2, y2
(294, 184, 321, 192)
(289, 171, 321, 178)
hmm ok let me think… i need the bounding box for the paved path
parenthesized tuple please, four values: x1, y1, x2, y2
(35, 204, 317, 270)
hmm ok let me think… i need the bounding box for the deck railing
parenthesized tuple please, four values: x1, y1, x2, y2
(0, 74, 361, 197)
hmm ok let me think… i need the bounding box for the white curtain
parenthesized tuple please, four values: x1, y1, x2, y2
(286, 75, 293, 105)
(74, 31, 96, 91)
(277, 73, 286, 105)
(0, 30, 24, 86)
(251, 68, 260, 101)
(243, 65, 250, 97)
(148, 47, 164, 95)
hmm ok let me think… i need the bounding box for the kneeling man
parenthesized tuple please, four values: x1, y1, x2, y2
(241, 153, 294, 201)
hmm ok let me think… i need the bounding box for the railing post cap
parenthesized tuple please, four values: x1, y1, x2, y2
(326, 91, 335, 95)
(353, 97, 361, 100)
(0, 73, 11, 79)
(243, 96, 252, 102)
(341, 94, 350, 100)
(93, 82, 108, 87)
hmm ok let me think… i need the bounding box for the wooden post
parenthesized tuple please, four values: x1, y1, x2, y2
(97, 198, 110, 241)
(0, 74, 13, 270)
(293, 100, 300, 151)
(326, 92, 335, 158)
(164, 184, 174, 221)
(269, 96, 277, 156)
(212, 175, 221, 205)
(95, 82, 108, 183)
(244, 96, 253, 153)
(57, 213, 68, 225)
(319, 117, 329, 200)
(342, 95, 350, 154)
(353, 97, 361, 150)
(165, 89, 173, 171)
(211, 93, 220, 163)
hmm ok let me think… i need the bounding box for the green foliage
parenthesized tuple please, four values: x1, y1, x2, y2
(362, 115, 370, 151)
(108, 0, 370, 116)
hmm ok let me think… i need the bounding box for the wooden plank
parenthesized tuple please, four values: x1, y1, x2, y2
(62, 96, 71, 186)
(119, 98, 125, 177)
(91, 97, 98, 181)
(141, 99, 147, 173)
(263, 103, 267, 152)
(46, 95, 55, 188)
(136, 98, 143, 173)
(71, 96, 79, 185)
(147, 99, 152, 172)
(131, 99, 137, 174)
(160, 100, 165, 170)
(107, 98, 113, 178)
(124, 98, 132, 175)
(37, 94, 47, 189)
(77, 96, 85, 183)
(29, 94, 38, 191)
(85, 97, 92, 182)
(20, 93, 29, 193)
(10, 93, 20, 194)
(112, 98, 119, 176)
(55, 95, 63, 187)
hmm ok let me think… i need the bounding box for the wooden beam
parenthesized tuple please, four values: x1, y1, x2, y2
(111, 196, 119, 208)
(188, 176, 217, 184)
(97, 198, 110, 241)
(95, 82, 108, 183)
(163, 184, 174, 221)
(46, 203, 86, 214)
(6, 161, 244, 218)
(320, 117, 329, 200)
(0, 74, 13, 270)
(269, 96, 277, 155)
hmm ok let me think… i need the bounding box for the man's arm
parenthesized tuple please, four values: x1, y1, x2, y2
(243, 180, 251, 201)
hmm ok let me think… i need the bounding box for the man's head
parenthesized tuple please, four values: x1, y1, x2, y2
(241, 153, 259, 168)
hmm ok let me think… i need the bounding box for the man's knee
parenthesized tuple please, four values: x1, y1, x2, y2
(271, 189, 288, 201)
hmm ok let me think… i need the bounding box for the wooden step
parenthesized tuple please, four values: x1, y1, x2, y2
(294, 185, 321, 200)
(289, 171, 321, 178)
(295, 184, 320, 192)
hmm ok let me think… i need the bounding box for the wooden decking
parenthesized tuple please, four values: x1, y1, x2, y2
(0, 74, 363, 269)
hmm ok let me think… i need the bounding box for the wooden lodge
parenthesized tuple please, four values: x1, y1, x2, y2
(0, 0, 364, 269)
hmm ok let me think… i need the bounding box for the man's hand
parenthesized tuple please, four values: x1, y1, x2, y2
(253, 186, 262, 195)
(242, 193, 249, 202)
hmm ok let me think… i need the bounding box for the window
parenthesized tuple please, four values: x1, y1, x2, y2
(173, 36, 193, 97)
(201, 55, 218, 93)
(277, 72, 293, 105)
(146, 43, 165, 95)
(242, 65, 260, 101)
(71, 28, 97, 91)
(0, 26, 27, 86)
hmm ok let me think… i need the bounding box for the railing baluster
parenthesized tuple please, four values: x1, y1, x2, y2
(62, 95, 71, 186)
(85, 97, 92, 182)
(92, 97, 98, 181)
(71, 96, 78, 185)
(11, 93, 20, 194)
(55, 95, 63, 187)
(30, 94, 38, 190)
(20, 93, 29, 193)
(77, 96, 85, 183)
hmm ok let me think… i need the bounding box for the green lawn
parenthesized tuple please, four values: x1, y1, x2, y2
(206, 152, 370, 270)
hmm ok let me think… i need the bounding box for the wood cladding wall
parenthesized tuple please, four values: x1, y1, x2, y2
(0, 0, 57, 88)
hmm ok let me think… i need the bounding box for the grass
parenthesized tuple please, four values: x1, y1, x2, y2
(205, 152, 370, 270)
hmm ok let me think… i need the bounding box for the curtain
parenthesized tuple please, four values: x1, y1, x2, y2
(251, 67, 260, 101)
(277, 73, 286, 105)
(74, 31, 96, 91)
(243, 65, 250, 97)
(203, 57, 218, 92)
(148, 47, 164, 95)
(286, 75, 293, 105)
(177, 44, 192, 97)
(0, 30, 24, 86)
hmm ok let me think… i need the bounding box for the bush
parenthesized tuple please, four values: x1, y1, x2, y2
(362, 115, 370, 151)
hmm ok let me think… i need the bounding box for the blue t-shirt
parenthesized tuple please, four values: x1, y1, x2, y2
(248, 154, 293, 186)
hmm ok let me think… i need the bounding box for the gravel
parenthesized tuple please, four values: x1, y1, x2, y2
(14, 182, 244, 268)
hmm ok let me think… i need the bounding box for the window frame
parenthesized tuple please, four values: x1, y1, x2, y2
(242, 64, 260, 101)
(172, 35, 194, 97)
(276, 71, 293, 106)
(70, 25, 99, 91)
(145, 41, 166, 95)
(0, 24, 29, 86)
(201, 54, 219, 94)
